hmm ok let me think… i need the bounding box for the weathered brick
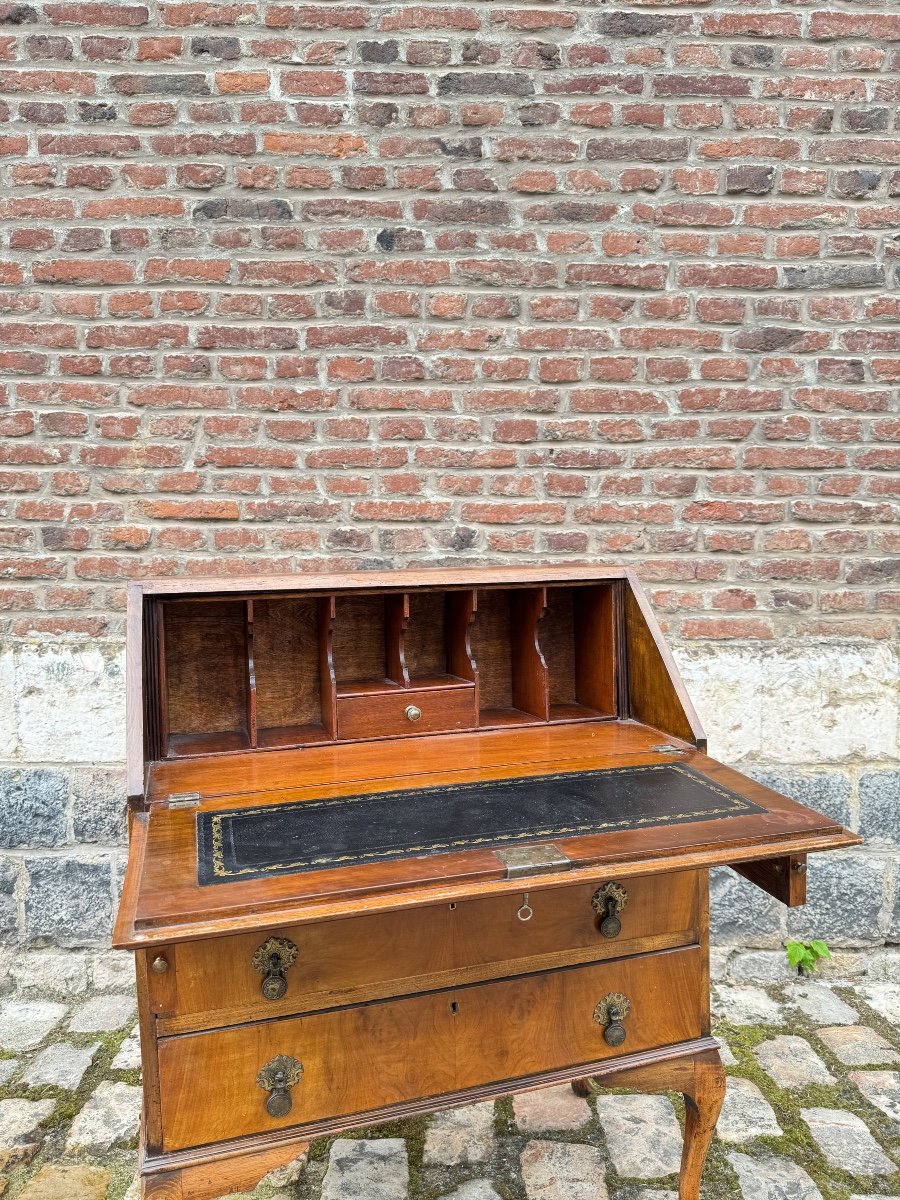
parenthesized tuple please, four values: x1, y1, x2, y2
(110, 72, 208, 95)
(782, 264, 885, 291)
(437, 72, 534, 97)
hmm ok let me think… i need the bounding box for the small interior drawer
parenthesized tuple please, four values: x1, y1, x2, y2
(150, 870, 700, 1035)
(156, 945, 704, 1152)
(335, 683, 477, 740)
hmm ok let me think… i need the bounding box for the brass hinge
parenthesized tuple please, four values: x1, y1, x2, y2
(165, 791, 200, 809)
(495, 843, 572, 879)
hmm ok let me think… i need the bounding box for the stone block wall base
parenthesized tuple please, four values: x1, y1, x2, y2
(0, 639, 897, 950)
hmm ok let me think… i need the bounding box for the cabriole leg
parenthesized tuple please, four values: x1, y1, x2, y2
(679, 1051, 726, 1200)
(571, 1049, 725, 1200)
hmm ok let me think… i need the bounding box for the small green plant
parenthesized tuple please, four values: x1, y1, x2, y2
(785, 938, 832, 976)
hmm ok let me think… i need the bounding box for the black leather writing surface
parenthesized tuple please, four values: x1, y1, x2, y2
(196, 763, 765, 885)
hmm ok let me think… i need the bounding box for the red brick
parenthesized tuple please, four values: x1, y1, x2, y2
(681, 617, 774, 640)
(139, 499, 240, 520)
(0, 10, 890, 647)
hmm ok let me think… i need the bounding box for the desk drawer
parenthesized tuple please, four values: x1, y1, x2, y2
(336, 685, 476, 740)
(157, 945, 704, 1151)
(153, 870, 700, 1034)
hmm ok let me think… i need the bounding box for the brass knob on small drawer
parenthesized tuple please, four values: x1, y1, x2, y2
(591, 882, 628, 939)
(594, 992, 631, 1048)
(252, 936, 299, 1002)
(151, 956, 169, 974)
(257, 1055, 303, 1118)
(405, 704, 422, 722)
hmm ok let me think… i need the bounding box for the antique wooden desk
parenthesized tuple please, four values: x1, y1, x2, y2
(114, 567, 858, 1200)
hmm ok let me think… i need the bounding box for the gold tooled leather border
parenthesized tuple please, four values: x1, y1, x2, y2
(202, 763, 761, 882)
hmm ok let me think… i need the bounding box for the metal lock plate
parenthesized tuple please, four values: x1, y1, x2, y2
(495, 843, 571, 879)
(166, 791, 200, 809)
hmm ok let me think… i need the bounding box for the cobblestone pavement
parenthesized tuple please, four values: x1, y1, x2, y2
(1, 955, 899, 1200)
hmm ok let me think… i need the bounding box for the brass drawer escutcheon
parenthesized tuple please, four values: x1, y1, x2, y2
(594, 992, 631, 1048)
(591, 882, 628, 939)
(257, 1055, 303, 1118)
(252, 936, 299, 1002)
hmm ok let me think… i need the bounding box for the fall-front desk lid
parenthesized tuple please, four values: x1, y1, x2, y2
(196, 763, 765, 886)
(115, 724, 861, 948)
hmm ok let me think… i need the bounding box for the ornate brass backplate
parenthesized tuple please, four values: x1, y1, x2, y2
(590, 882, 628, 938)
(256, 1054, 304, 1118)
(593, 992, 631, 1048)
(252, 936, 299, 1001)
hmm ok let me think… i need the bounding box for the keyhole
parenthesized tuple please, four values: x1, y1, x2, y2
(449, 903, 456, 911)
(450, 1001, 459, 1015)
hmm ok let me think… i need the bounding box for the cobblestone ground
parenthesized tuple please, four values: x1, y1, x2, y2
(1, 958, 899, 1200)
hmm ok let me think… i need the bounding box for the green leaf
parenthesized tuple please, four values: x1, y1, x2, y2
(809, 940, 831, 960)
(786, 942, 806, 968)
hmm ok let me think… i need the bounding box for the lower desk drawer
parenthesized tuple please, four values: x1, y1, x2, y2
(153, 870, 700, 1033)
(157, 945, 704, 1152)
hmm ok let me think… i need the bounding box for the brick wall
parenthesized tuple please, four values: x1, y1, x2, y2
(0, 2, 898, 960)
(0, 0, 897, 641)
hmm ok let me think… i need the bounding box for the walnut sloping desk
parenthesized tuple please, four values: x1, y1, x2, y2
(114, 568, 859, 1200)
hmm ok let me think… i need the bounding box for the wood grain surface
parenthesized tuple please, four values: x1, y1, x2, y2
(149, 870, 700, 1034)
(156, 946, 703, 1152)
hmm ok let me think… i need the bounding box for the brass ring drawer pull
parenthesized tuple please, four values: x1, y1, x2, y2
(252, 936, 299, 1001)
(257, 1055, 303, 1118)
(594, 992, 631, 1048)
(591, 882, 628, 939)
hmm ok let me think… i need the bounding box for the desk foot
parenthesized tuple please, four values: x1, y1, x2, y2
(141, 1140, 310, 1200)
(678, 1051, 726, 1200)
(572, 1048, 725, 1200)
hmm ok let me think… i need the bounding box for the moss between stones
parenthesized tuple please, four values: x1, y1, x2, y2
(715, 991, 900, 1200)
(305, 1114, 430, 1197)
(2, 1022, 138, 1200)
(6, 982, 900, 1200)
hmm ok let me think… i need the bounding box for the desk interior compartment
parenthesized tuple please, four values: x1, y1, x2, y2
(252, 597, 333, 750)
(332, 589, 477, 740)
(404, 588, 477, 692)
(331, 592, 405, 698)
(472, 586, 549, 726)
(162, 599, 252, 758)
(542, 584, 618, 722)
